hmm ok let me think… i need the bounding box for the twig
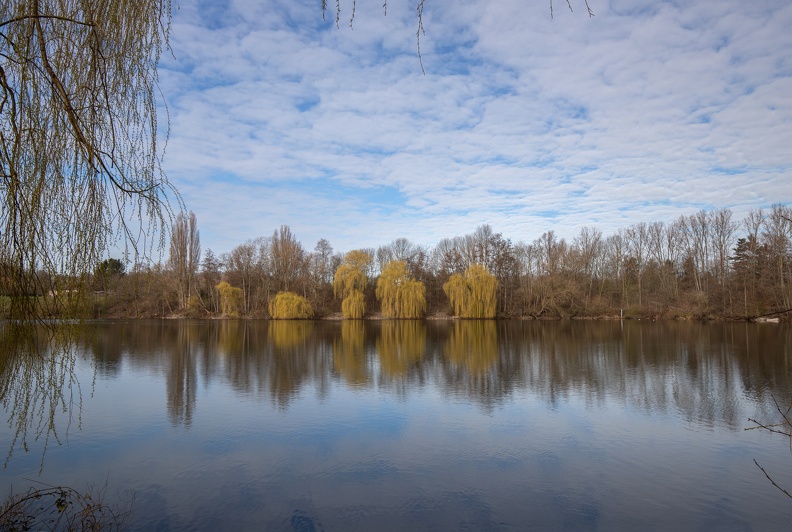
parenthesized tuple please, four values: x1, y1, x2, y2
(754, 459, 792, 499)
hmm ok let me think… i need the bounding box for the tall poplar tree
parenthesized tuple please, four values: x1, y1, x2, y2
(168, 211, 200, 310)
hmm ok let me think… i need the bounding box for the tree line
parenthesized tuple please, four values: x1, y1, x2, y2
(3, 204, 790, 321)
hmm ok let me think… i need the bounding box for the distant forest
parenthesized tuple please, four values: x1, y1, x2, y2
(5, 204, 791, 321)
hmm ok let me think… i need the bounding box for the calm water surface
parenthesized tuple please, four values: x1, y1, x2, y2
(2, 319, 791, 530)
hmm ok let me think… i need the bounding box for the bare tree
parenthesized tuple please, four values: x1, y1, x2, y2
(270, 225, 307, 294)
(168, 211, 200, 310)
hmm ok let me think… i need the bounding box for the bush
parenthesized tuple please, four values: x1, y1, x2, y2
(269, 291, 314, 319)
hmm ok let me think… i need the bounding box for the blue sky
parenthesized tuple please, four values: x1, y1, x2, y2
(156, 0, 792, 256)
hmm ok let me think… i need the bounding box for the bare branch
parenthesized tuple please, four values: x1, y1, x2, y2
(417, 0, 425, 75)
(0, 14, 96, 29)
(754, 459, 792, 499)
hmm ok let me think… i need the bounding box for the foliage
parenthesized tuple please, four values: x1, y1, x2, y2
(0, 0, 176, 322)
(376, 260, 426, 318)
(4, 205, 791, 321)
(443, 263, 498, 318)
(333, 250, 371, 299)
(216, 281, 243, 318)
(185, 294, 204, 318)
(269, 291, 314, 319)
(341, 290, 366, 320)
(334, 250, 372, 318)
(96, 259, 126, 278)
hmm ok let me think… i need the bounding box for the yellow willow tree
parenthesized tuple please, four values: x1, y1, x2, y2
(269, 291, 314, 319)
(216, 281, 243, 318)
(376, 260, 426, 319)
(443, 263, 498, 318)
(333, 249, 372, 319)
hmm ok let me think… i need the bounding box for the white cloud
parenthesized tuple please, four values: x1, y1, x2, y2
(157, 0, 792, 255)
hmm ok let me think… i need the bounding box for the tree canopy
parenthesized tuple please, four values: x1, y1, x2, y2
(216, 281, 243, 318)
(334, 250, 372, 319)
(443, 263, 499, 318)
(376, 260, 426, 319)
(269, 291, 314, 319)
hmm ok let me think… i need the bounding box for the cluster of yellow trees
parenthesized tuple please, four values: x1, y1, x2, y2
(215, 250, 498, 320)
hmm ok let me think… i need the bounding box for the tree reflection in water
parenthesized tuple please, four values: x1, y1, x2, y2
(376, 321, 427, 380)
(4, 320, 791, 460)
(0, 322, 87, 469)
(443, 320, 499, 375)
(333, 320, 371, 387)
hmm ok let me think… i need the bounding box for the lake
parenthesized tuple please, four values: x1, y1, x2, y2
(1, 319, 791, 530)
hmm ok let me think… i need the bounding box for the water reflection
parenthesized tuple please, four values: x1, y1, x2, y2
(333, 320, 370, 387)
(443, 320, 499, 374)
(4, 320, 791, 437)
(0, 323, 87, 468)
(377, 321, 426, 378)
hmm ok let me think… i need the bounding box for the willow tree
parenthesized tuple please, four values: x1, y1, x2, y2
(443, 263, 498, 318)
(0, 0, 176, 320)
(269, 291, 314, 319)
(376, 260, 426, 319)
(216, 281, 243, 318)
(333, 249, 372, 319)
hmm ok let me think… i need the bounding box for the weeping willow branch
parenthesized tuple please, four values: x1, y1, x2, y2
(1, 0, 178, 322)
(376, 260, 426, 318)
(443, 263, 498, 318)
(324, 1, 594, 75)
(0, 322, 90, 471)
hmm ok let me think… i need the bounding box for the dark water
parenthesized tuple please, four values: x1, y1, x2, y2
(2, 319, 791, 530)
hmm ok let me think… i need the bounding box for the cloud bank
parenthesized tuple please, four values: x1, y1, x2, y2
(157, 0, 792, 255)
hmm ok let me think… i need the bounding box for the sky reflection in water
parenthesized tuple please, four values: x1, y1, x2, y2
(1, 320, 791, 530)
